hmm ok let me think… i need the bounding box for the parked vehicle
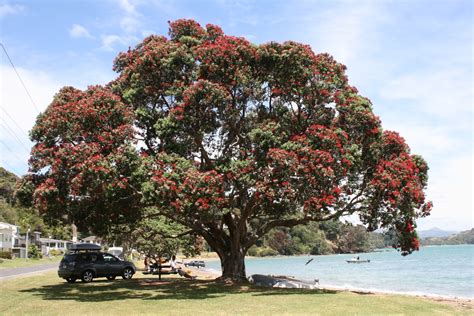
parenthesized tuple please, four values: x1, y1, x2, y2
(58, 244, 135, 283)
(108, 246, 124, 259)
(184, 260, 205, 268)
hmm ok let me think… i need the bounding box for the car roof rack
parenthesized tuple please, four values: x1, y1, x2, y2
(68, 243, 101, 252)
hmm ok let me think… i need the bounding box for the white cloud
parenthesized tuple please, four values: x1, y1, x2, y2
(101, 1, 144, 50)
(118, 0, 137, 14)
(110, 0, 143, 34)
(120, 16, 140, 33)
(214, 0, 257, 28)
(417, 155, 473, 231)
(141, 29, 155, 37)
(0, 64, 61, 175)
(306, 2, 387, 66)
(69, 24, 93, 39)
(100, 34, 127, 51)
(382, 122, 463, 159)
(0, 3, 24, 18)
(379, 68, 472, 121)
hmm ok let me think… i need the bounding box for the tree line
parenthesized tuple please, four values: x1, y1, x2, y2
(421, 229, 474, 246)
(248, 220, 395, 257)
(0, 167, 70, 239)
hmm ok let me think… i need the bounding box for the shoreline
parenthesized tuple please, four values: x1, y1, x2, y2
(184, 265, 473, 307)
(185, 248, 474, 304)
(321, 284, 473, 306)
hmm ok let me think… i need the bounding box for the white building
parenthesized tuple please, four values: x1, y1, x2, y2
(81, 236, 102, 246)
(0, 221, 27, 258)
(40, 237, 72, 255)
(0, 221, 17, 252)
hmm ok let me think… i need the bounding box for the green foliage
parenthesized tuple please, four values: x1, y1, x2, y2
(261, 221, 393, 256)
(367, 232, 386, 249)
(336, 224, 372, 253)
(0, 251, 13, 259)
(48, 249, 63, 256)
(247, 245, 278, 257)
(0, 166, 71, 240)
(0, 200, 18, 223)
(102, 213, 201, 259)
(0, 167, 18, 204)
(28, 245, 42, 259)
(180, 235, 205, 258)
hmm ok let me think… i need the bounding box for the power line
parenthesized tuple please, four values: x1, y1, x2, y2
(0, 159, 22, 176)
(0, 43, 41, 113)
(0, 106, 29, 137)
(0, 139, 25, 162)
(0, 120, 30, 152)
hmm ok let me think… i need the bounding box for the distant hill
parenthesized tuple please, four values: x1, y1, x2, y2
(421, 229, 474, 246)
(0, 166, 19, 203)
(418, 227, 458, 238)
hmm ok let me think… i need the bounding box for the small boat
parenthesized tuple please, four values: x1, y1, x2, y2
(346, 258, 370, 263)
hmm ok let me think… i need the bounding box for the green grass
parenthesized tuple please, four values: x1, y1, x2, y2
(0, 271, 471, 315)
(0, 256, 61, 269)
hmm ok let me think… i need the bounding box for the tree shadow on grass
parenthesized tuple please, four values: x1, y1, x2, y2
(19, 276, 339, 303)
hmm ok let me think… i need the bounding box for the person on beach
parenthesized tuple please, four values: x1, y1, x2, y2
(169, 255, 196, 279)
(144, 256, 150, 271)
(170, 255, 178, 271)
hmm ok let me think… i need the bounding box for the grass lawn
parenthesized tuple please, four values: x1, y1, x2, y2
(0, 256, 61, 269)
(0, 271, 472, 315)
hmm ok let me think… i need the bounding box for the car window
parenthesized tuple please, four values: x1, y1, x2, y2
(89, 253, 103, 262)
(62, 254, 76, 262)
(77, 253, 90, 262)
(103, 254, 118, 263)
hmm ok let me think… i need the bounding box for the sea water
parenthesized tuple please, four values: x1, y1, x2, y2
(205, 244, 474, 299)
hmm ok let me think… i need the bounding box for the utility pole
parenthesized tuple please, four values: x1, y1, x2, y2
(25, 227, 30, 260)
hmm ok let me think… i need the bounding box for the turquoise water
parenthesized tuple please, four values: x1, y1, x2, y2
(206, 244, 474, 298)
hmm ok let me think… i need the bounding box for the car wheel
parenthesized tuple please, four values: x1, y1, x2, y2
(106, 276, 116, 281)
(66, 277, 76, 283)
(122, 267, 133, 280)
(81, 270, 94, 283)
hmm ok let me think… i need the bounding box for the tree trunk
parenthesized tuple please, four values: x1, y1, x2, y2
(219, 245, 247, 281)
(200, 218, 250, 282)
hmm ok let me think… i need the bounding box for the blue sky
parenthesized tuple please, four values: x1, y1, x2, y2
(0, 0, 472, 231)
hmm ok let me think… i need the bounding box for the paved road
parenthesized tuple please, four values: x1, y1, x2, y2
(0, 263, 59, 281)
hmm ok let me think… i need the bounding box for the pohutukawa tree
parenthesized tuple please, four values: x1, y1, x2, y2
(19, 19, 432, 281)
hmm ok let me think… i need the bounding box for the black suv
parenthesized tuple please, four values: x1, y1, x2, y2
(58, 251, 136, 283)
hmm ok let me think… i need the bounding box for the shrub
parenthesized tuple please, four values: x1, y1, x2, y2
(257, 247, 279, 257)
(247, 245, 259, 257)
(28, 245, 42, 259)
(49, 249, 63, 256)
(247, 246, 279, 257)
(0, 251, 12, 259)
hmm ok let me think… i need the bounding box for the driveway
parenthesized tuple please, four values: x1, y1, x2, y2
(0, 263, 58, 281)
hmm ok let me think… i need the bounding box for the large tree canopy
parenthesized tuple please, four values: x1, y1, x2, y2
(19, 19, 432, 281)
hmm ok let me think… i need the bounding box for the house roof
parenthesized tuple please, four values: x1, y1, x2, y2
(0, 222, 17, 230)
(40, 237, 72, 243)
(82, 236, 101, 241)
